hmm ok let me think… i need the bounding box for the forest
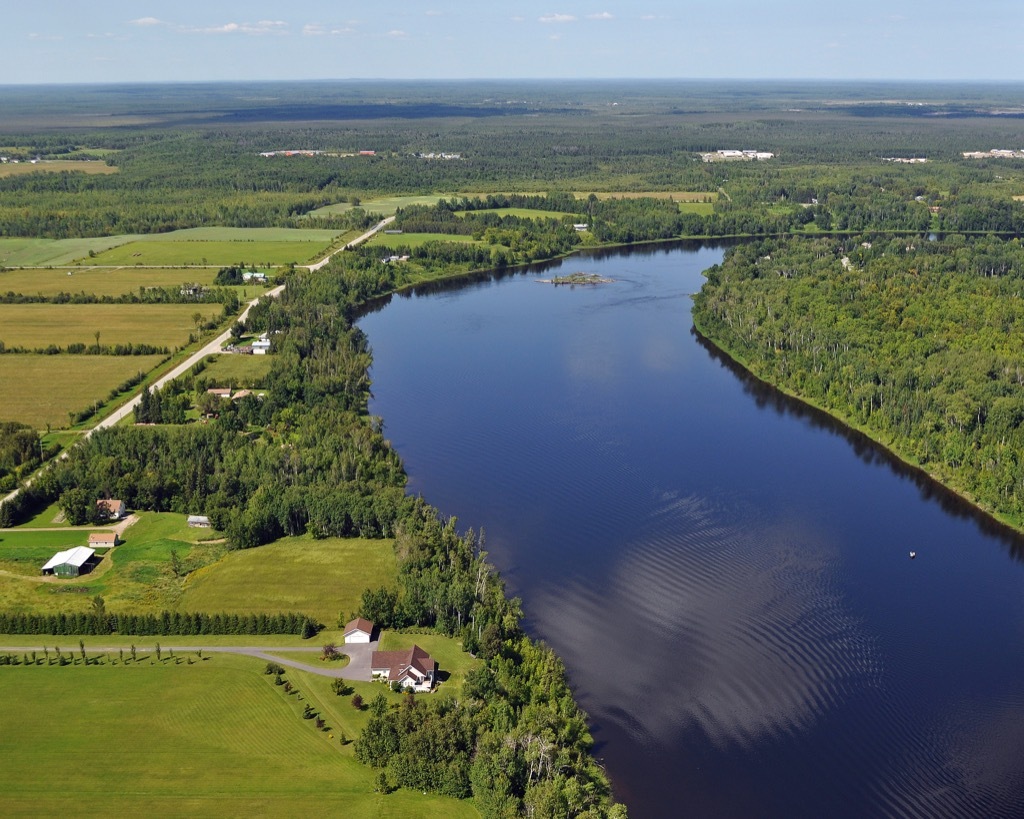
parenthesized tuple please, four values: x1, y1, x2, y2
(693, 233, 1024, 528)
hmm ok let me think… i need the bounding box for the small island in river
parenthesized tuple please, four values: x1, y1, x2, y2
(537, 272, 614, 286)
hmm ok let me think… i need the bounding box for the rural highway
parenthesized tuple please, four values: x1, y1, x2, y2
(1, 216, 396, 506)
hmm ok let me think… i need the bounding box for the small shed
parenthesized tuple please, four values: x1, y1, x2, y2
(187, 515, 211, 528)
(344, 617, 375, 644)
(42, 546, 96, 578)
(88, 532, 119, 548)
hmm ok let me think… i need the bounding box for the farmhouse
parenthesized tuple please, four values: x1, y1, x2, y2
(95, 498, 127, 520)
(207, 388, 232, 399)
(41, 546, 96, 578)
(242, 271, 268, 283)
(88, 532, 119, 548)
(370, 644, 437, 692)
(187, 515, 211, 528)
(344, 617, 375, 644)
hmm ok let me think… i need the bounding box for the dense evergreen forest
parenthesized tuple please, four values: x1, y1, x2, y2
(693, 234, 1024, 528)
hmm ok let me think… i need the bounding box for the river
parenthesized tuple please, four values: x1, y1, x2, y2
(358, 243, 1024, 818)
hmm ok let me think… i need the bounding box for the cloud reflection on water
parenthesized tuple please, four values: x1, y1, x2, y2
(532, 491, 881, 751)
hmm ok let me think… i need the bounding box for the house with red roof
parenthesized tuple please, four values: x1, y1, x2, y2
(370, 645, 437, 692)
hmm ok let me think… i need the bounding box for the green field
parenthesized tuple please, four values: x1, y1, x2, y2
(199, 353, 274, 388)
(0, 354, 166, 428)
(180, 535, 397, 625)
(0, 227, 341, 268)
(0, 655, 478, 817)
(0, 266, 224, 297)
(85, 240, 326, 267)
(454, 207, 574, 219)
(678, 201, 715, 215)
(0, 303, 223, 349)
(0, 236, 140, 267)
(0, 159, 118, 178)
(0, 518, 395, 624)
(368, 233, 482, 250)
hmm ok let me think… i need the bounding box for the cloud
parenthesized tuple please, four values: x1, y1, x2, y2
(425, 9, 443, 16)
(131, 18, 288, 36)
(387, 29, 409, 39)
(539, 13, 577, 23)
(28, 32, 63, 41)
(587, 12, 614, 20)
(303, 22, 356, 36)
(510, 16, 526, 22)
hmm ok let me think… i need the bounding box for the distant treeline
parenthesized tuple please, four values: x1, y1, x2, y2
(0, 286, 241, 306)
(0, 609, 319, 637)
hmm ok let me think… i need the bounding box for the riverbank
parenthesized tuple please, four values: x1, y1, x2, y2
(690, 311, 1024, 542)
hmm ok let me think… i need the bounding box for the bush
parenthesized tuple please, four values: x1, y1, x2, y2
(351, 693, 363, 710)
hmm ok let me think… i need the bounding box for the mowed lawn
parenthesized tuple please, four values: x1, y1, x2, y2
(0, 303, 223, 348)
(0, 656, 478, 817)
(85, 240, 325, 267)
(200, 353, 273, 388)
(0, 266, 221, 297)
(0, 354, 166, 427)
(181, 536, 397, 625)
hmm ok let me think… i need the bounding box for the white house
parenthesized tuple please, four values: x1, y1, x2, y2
(88, 532, 119, 548)
(252, 335, 271, 355)
(370, 644, 437, 692)
(187, 515, 211, 528)
(344, 617, 374, 644)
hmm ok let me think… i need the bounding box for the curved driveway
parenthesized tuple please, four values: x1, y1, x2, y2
(0, 640, 379, 680)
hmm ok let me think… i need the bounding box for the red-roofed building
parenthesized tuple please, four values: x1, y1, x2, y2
(370, 645, 437, 692)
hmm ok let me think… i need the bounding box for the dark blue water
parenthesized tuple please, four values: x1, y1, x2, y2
(358, 244, 1024, 818)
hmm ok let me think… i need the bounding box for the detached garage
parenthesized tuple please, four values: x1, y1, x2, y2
(41, 546, 96, 578)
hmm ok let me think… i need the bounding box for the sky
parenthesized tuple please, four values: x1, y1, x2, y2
(3, 1, 1023, 85)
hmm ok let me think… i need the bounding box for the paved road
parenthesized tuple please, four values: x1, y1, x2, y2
(0, 641, 379, 680)
(306, 216, 394, 271)
(1, 215, 395, 506)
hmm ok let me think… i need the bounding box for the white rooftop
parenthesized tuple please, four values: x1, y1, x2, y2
(41, 546, 95, 571)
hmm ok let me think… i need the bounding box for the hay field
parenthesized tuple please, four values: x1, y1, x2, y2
(0, 266, 221, 297)
(0, 303, 223, 348)
(0, 655, 477, 817)
(0, 354, 166, 428)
